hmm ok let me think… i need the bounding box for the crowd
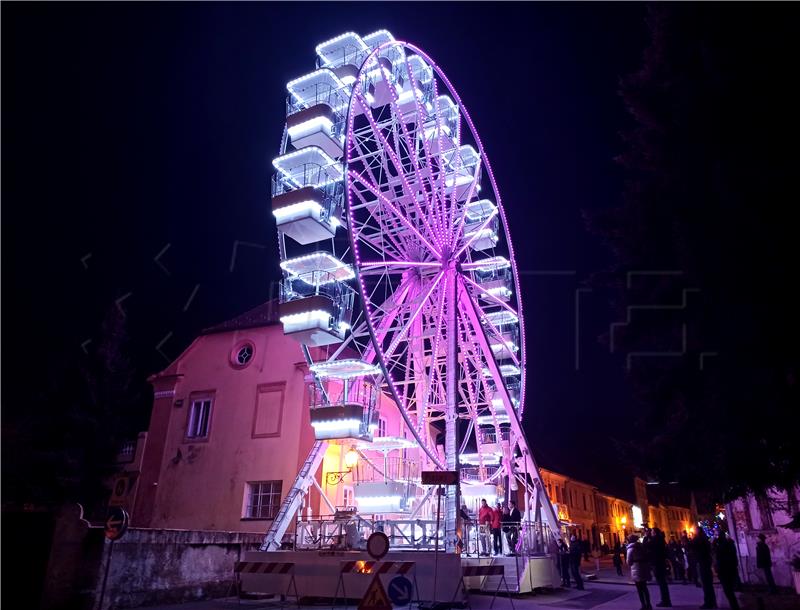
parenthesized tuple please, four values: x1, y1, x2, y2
(557, 527, 776, 610)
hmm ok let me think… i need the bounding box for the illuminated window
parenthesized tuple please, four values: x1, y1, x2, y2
(343, 487, 353, 507)
(187, 399, 212, 439)
(245, 481, 282, 519)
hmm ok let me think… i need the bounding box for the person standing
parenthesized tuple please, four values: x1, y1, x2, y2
(650, 528, 672, 607)
(569, 535, 585, 590)
(478, 499, 493, 557)
(557, 539, 571, 587)
(459, 503, 473, 555)
(491, 502, 503, 556)
(668, 536, 686, 583)
(756, 533, 777, 594)
(683, 532, 700, 587)
(612, 543, 624, 576)
(693, 529, 717, 609)
(507, 500, 521, 555)
(714, 531, 740, 610)
(627, 534, 652, 610)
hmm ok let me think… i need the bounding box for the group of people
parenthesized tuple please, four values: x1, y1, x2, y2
(555, 526, 774, 610)
(624, 527, 746, 610)
(459, 498, 521, 556)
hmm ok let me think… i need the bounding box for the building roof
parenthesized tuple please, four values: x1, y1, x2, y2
(201, 299, 280, 335)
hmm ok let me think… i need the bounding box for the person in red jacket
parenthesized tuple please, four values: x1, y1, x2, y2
(491, 502, 503, 555)
(478, 499, 493, 556)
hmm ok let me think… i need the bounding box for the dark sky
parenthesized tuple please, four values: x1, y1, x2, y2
(3, 3, 648, 500)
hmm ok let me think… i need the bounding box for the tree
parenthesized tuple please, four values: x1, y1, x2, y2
(589, 4, 800, 500)
(2, 306, 150, 519)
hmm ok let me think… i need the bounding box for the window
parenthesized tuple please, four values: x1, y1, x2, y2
(583, 494, 587, 511)
(756, 495, 774, 530)
(378, 417, 387, 438)
(245, 481, 282, 519)
(231, 341, 255, 368)
(343, 487, 353, 507)
(187, 398, 212, 439)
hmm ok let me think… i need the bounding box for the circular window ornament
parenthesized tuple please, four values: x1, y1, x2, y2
(231, 342, 255, 368)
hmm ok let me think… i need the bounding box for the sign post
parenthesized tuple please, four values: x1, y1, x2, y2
(421, 471, 459, 605)
(99, 508, 129, 610)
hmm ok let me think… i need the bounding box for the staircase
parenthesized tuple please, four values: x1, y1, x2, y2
(480, 556, 521, 594)
(261, 440, 327, 550)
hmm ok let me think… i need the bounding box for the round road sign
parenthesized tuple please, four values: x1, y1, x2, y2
(104, 507, 129, 541)
(366, 531, 390, 560)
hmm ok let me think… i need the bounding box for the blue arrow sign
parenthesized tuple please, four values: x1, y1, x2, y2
(387, 575, 413, 606)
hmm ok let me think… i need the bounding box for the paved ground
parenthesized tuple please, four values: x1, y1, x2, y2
(141, 580, 790, 610)
(141, 557, 794, 610)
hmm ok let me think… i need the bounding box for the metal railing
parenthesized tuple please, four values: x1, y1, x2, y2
(292, 515, 444, 551)
(353, 456, 419, 484)
(272, 164, 342, 195)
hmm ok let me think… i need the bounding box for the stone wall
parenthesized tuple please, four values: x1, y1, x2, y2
(41, 505, 265, 610)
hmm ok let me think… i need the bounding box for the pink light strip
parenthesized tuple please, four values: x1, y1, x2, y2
(361, 260, 441, 267)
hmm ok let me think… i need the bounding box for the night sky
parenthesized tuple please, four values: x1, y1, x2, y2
(3, 3, 649, 500)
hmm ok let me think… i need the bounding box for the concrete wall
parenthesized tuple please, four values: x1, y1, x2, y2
(96, 528, 264, 609)
(41, 505, 264, 610)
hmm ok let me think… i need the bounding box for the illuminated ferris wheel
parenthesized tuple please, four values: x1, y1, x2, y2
(264, 31, 560, 552)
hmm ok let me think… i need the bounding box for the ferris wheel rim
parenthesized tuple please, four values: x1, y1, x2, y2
(342, 40, 528, 464)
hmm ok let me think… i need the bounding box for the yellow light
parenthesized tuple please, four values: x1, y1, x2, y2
(344, 447, 359, 469)
(620, 516, 627, 525)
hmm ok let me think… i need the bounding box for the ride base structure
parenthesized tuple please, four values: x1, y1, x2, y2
(251, 30, 563, 600)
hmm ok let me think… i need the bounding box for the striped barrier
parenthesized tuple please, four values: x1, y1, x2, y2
(236, 561, 295, 574)
(233, 561, 299, 606)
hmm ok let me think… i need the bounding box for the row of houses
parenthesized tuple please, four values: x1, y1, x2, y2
(538, 468, 695, 550)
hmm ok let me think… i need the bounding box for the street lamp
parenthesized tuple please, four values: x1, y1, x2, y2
(327, 446, 359, 485)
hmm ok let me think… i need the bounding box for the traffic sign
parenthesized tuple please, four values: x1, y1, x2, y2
(104, 507, 129, 541)
(366, 531, 390, 560)
(421, 470, 458, 486)
(387, 575, 414, 606)
(358, 574, 392, 610)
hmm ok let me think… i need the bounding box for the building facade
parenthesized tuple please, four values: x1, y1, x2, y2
(727, 487, 800, 589)
(118, 301, 417, 533)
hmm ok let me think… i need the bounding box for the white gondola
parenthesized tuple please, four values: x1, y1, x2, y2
(472, 256, 512, 302)
(353, 455, 420, 514)
(443, 145, 481, 202)
(279, 252, 355, 346)
(306, 368, 379, 441)
(272, 146, 343, 245)
(286, 69, 349, 158)
(422, 95, 459, 153)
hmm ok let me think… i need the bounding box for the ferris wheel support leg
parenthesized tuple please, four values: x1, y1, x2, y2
(445, 269, 459, 553)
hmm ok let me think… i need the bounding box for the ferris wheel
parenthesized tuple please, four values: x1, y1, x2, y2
(264, 31, 560, 552)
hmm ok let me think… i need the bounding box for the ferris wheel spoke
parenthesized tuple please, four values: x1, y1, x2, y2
(451, 157, 483, 248)
(349, 169, 440, 257)
(353, 92, 438, 246)
(381, 269, 444, 363)
(350, 180, 413, 259)
(425, 76, 452, 241)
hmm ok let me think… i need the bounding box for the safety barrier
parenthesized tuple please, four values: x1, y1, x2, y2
(233, 561, 299, 606)
(334, 560, 419, 608)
